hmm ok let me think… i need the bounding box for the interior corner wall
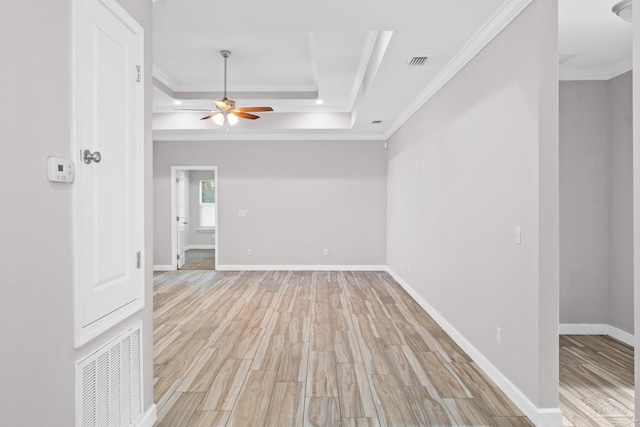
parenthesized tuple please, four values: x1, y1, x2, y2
(386, 1, 553, 410)
(609, 71, 634, 334)
(187, 170, 216, 247)
(0, 0, 154, 425)
(153, 140, 387, 267)
(559, 81, 611, 325)
(559, 72, 634, 335)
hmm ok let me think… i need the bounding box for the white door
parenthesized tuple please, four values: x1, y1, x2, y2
(177, 171, 187, 269)
(74, 0, 145, 346)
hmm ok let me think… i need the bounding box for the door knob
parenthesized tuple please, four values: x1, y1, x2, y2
(83, 150, 102, 164)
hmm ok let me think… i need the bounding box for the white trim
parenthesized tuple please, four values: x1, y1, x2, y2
(559, 323, 635, 347)
(217, 265, 386, 272)
(135, 404, 157, 427)
(608, 325, 635, 347)
(383, 0, 534, 140)
(385, 267, 551, 426)
(560, 62, 633, 81)
(537, 408, 564, 427)
(185, 245, 215, 250)
(347, 31, 380, 111)
(153, 130, 387, 142)
(153, 264, 176, 271)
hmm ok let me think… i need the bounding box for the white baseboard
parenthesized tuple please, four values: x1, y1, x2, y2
(153, 264, 176, 271)
(559, 323, 634, 347)
(216, 265, 387, 272)
(135, 404, 157, 427)
(185, 245, 215, 250)
(537, 408, 564, 427)
(385, 267, 558, 426)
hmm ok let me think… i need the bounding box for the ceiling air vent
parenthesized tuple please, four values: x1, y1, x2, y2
(407, 56, 430, 67)
(371, 120, 382, 125)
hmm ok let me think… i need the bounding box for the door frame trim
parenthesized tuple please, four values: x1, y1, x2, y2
(170, 166, 218, 271)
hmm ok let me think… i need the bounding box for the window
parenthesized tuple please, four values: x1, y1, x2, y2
(199, 180, 215, 227)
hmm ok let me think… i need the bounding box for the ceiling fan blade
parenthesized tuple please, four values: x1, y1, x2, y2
(200, 112, 222, 121)
(214, 100, 232, 111)
(235, 107, 274, 113)
(234, 112, 260, 120)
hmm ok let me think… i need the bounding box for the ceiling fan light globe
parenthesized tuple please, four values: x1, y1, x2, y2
(612, 0, 632, 23)
(228, 113, 239, 126)
(212, 114, 225, 126)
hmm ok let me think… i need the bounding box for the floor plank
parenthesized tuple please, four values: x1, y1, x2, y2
(153, 270, 538, 427)
(559, 335, 635, 427)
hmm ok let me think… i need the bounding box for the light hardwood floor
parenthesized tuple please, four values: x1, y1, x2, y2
(180, 249, 215, 271)
(153, 270, 533, 426)
(559, 335, 634, 427)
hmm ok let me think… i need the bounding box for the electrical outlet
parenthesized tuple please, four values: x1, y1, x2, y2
(247, 249, 252, 256)
(515, 226, 521, 245)
(323, 249, 328, 256)
(238, 210, 247, 217)
(496, 327, 502, 344)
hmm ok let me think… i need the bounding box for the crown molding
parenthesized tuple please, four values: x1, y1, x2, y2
(347, 31, 381, 111)
(384, 0, 534, 140)
(560, 61, 632, 81)
(152, 129, 387, 141)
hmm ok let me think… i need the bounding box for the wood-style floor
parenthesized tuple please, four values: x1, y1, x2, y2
(180, 249, 215, 271)
(153, 270, 532, 426)
(559, 335, 634, 427)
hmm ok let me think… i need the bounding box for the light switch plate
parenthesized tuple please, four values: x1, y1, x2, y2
(515, 226, 521, 245)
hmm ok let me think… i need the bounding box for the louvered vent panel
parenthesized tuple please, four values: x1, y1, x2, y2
(77, 323, 144, 427)
(407, 56, 430, 66)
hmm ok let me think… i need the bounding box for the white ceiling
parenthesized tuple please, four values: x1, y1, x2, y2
(559, 0, 632, 80)
(152, 0, 633, 140)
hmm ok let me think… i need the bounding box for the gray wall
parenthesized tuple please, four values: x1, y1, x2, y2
(187, 170, 216, 247)
(0, 0, 154, 426)
(559, 81, 611, 325)
(386, 1, 559, 409)
(609, 72, 634, 333)
(559, 72, 633, 334)
(154, 140, 387, 267)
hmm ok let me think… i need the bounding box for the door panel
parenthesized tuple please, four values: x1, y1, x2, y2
(177, 171, 187, 269)
(74, 0, 144, 346)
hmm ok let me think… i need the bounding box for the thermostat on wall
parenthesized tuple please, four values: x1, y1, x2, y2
(47, 157, 75, 183)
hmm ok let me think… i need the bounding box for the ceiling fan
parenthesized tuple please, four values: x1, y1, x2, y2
(176, 50, 273, 126)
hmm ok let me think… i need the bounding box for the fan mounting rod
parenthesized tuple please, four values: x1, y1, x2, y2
(221, 50, 231, 99)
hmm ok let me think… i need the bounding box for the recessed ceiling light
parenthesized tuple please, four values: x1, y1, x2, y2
(173, 100, 182, 105)
(315, 99, 324, 105)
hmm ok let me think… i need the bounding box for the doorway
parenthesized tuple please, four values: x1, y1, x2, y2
(558, 1, 634, 424)
(171, 166, 218, 271)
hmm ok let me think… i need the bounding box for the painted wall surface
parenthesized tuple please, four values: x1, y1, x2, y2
(386, 1, 558, 410)
(187, 170, 216, 247)
(0, 1, 154, 425)
(559, 81, 611, 325)
(154, 140, 387, 267)
(632, 0, 639, 417)
(609, 71, 634, 334)
(559, 73, 633, 334)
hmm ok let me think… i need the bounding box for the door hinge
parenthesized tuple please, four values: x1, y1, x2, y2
(176, 178, 179, 183)
(136, 251, 142, 269)
(177, 254, 180, 260)
(176, 216, 180, 221)
(136, 65, 141, 83)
